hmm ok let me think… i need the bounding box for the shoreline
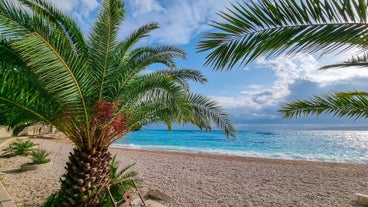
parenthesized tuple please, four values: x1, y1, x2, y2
(1, 137, 367, 206)
(111, 145, 368, 165)
(111, 145, 368, 166)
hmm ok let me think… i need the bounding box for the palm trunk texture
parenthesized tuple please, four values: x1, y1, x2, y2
(56, 147, 112, 206)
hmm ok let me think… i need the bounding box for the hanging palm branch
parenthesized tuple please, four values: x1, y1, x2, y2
(280, 91, 368, 119)
(198, 0, 368, 121)
(198, 0, 368, 70)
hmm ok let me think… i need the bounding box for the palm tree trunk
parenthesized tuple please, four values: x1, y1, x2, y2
(56, 147, 112, 206)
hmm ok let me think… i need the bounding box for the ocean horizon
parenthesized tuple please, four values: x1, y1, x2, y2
(113, 129, 368, 164)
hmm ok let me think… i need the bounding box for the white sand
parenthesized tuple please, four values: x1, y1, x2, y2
(0, 137, 368, 206)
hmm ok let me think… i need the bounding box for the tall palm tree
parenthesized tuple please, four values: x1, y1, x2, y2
(0, 0, 236, 205)
(198, 0, 368, 120)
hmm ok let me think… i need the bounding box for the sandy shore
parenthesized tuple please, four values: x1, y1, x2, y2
(0, 137, 367, 207)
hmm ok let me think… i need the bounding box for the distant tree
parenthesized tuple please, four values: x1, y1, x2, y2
(198, 0, 368, 119)
(0, 0, 236, 205)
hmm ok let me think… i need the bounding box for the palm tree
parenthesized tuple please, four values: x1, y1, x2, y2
(0, 0, 236, 205)
(198, 0, 368, 120)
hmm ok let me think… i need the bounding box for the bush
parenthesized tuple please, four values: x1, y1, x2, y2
(1, 138, 36, 158)
(30, 149, 51, 164)
(40, 191, 59, 207)
(101, 155, 138, 206)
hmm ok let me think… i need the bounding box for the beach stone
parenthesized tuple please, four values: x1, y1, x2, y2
(144, 189, 176, 204)
(355, 193, 368, 206)
(131, 198, 167, 207)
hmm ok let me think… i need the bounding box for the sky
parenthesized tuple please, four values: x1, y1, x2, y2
(48, 0, 368, 130)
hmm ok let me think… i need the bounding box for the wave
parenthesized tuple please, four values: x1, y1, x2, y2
(111, 143, 368, 164)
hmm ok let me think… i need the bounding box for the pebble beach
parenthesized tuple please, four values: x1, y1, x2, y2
(0, 137, 368, 206)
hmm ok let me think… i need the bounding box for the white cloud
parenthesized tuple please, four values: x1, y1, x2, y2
(80, 0, 99, 11)
(213, 52, 368, 116)
(128, 0, 163, 17)
(48, 0, 100, 30)
(43, 0, 235, 44)
(50, 0, 75, 12)
(122, 0, 235, 44)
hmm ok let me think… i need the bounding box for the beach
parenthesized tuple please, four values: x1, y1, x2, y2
(0, 137, 368, 207)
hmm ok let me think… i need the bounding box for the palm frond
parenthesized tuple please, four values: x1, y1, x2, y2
(0, 0, 32, 38)
(89, 0, 125, 100)
(102, 23, 160, 99)
(120, 74, 186, 110)
(279, 91, 368, 119)
(104, 45, 187, 99)
(0, 0, 94, 145)
(113, 23, 159, 68)
(19, 0, 89, 55)
(198, 0, 368, 70)
(321, 51, 368, 69)
(13, 31, 89, 122)
(0, 38, 26, 68)
(0, 69, 59, 127)
(126, 103, 176, 134)
(131, 46, 186, 69)
(145, 69, 207, 89)
(185, 93, 236, 139)
(122, 74, 236, 139)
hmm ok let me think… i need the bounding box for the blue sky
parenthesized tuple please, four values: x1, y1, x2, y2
(50, 0, 368, 130)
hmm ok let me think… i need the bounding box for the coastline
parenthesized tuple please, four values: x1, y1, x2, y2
(111, 145, 368, 165)
(1, 137, 367, 206)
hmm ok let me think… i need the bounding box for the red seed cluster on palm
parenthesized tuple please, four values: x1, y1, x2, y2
(95, 100, 113, 121)
(111, 116, 126, 131)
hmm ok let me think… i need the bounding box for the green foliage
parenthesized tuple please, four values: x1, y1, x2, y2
(110, 155, 137, 191)
(40, 191, 60, 207)
(101, 155, 138, 206)
(1, 138, 36, 158)
(198, 0, 368, 70)
(11, 122, 40, 136)
(30, 149, 51, 164)
(198, 0, 368, 120)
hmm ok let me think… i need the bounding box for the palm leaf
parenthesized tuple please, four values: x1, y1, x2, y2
(321, 51, 368, 69)
(89, 0, 125, 100)
(130, 45, 186, 69)
(150, 69, 207, 89)
(0, 38, 27, 68)
(122, 75, 236, 139)
(0, 69, 58, 127)
(185, 93, 236, 139)
(106, 45, 187, 99)
(198, 0, 368, 70)
(100, 24, 159, 99)
(114, 23, 160, 67)
(0, 0, 97, 147)
(19, 0, 89, 55)
(279, 91, 368, 119)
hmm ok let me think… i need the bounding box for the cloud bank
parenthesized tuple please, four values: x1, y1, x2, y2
(122, 0, 235, 44)
(213, 53, 368, 119)
(48, 0, 100, 32)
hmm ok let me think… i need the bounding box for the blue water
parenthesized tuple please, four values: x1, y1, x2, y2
(112, 130, 368, 164)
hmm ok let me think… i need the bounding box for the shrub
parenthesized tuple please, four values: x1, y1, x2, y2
(30, 149, 51, 164)
(40, 191, 59, 207)
(1, 138, 36, 158)
(100, 155, 138, 206)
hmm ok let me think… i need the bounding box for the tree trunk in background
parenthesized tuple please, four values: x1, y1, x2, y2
(56, 147, 112, 206)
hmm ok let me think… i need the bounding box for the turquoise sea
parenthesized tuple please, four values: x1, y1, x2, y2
(113, 130, 368, 164)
